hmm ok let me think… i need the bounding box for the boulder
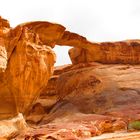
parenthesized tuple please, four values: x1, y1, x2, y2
(0, 113, 27, 139)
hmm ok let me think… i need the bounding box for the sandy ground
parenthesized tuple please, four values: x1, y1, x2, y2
(89, 131, 140, 140)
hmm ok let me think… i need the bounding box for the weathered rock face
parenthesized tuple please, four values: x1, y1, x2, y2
(0, 16, 140, 139)
(16, 21, 65, 48)
(0, 113, 27, 139)
(55, 63, 140, 114)
(0, 17, 63, 119)
(6, 42, 55, 115)
(68, 40, 140, 64)
(56, 31, 140, 65)
(0, 16, 10, 72)
(24, 63, 140, 139)
(37, 63, 140, 116)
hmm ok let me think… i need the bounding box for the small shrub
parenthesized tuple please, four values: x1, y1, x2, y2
(128, 121, 140, 130)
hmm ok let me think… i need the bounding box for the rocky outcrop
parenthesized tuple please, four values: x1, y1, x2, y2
(0, 16, 140, 139)
(0, 16, 10, 72)
(68, 40, 140, 64)
(24, 62, 140, 139)
(0, 17, 60, 119)
(0, 15, 102, 120)
(0, 113, 27, 139)
(56, 31, 140, 65)
(36, 62, 140, 117)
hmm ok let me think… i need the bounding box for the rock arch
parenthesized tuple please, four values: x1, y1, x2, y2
(0, 16, 140, 119)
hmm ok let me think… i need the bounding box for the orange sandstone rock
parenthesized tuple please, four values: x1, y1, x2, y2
(0, 17, 63, 119)
(0, 16, 140, 122)
(56, 30, 140, 64)
(0, 16, 11, 72)
(0, 16, 139, 139)
(68, 40, 140, 64)
(26, 63, 140, 139)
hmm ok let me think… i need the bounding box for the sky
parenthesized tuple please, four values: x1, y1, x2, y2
(0, 0, 140, 65)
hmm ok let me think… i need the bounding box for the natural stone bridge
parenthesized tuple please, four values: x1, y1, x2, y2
(0, 16, 140, 120)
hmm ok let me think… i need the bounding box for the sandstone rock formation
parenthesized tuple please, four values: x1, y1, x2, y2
(68, 40, 140, 64)
(0, 16, 10, 72)
(0, 113, 27, 139)
(23, 63, 140, 139)
(0, 17, 61, 119)
(56, 31, 140, 65)
(0, 16, 140, 139)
